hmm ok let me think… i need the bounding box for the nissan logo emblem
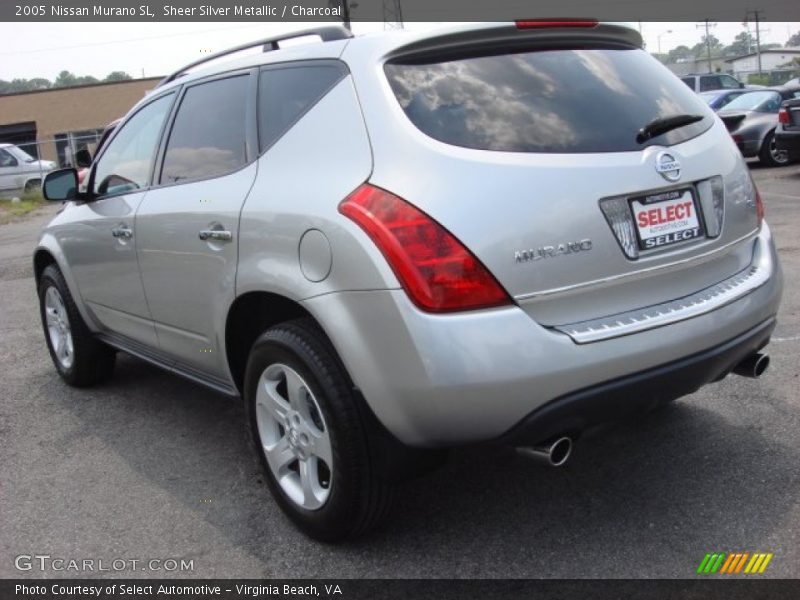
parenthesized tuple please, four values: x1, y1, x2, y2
(655, 151, 681, 182)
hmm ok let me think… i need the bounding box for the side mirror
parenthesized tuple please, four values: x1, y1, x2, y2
(75, 148, 92, 168)
(43, 168, 79, 201)
(739, 82, 745, 89)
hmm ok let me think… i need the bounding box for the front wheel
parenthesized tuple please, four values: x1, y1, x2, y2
(759, 131, 790, 167)
(244, 318, 393, 541)
(38, 264, 116, 386)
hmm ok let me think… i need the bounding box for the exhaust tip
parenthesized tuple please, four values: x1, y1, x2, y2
(753, 353, 770, 378)
(548, 437, 573, 467)
(733, 352, 770, 379)
(516, 436, 573, 467)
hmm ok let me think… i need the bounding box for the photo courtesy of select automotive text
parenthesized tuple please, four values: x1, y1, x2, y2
(1, 0, 800, 597)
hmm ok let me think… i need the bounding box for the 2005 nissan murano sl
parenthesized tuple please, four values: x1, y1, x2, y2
(35, 22, 783, 540)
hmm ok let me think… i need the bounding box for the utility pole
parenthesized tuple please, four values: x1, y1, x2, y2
(329, 0, 355, 31)
(745, 9, 765, 76)
(383, 0, 404, 30)
(696, 20, 717, 74)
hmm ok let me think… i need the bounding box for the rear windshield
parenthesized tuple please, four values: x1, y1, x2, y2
(722, 91, 782, 113)
(385, 48, 713, 153)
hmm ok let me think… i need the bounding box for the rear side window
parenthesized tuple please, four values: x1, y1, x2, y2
(385, 49, 713, 153)
(258, 64, 346, 152)
(160, 75, 249, 184)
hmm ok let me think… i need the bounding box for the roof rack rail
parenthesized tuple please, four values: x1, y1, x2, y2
(156, 25, 353, 88)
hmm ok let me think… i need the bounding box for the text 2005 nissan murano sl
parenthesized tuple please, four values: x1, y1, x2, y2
(35, 22, 783, 540)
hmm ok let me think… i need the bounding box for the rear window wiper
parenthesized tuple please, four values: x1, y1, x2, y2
(636, 114, 704, 144)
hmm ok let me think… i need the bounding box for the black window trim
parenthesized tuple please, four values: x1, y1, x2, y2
(87, 89, 178, 202)
(151, 67, 259, 192)
(256, 58, 349, 157)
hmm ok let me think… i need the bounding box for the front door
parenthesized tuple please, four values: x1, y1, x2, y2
(59, 92, 175, 346)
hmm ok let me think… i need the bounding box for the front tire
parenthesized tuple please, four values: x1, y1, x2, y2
(244, 318, 393, 541)
(759, 131, 790, 167)
(38, 264, 116, 386)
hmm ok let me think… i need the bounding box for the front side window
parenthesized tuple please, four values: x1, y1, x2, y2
(0, 148, 17, 167)
(160, 75, 249, 184)
(92, 93, 174, 196)
(720, 75, 741, 89)
(257, 64, 346, 152)
(386, 48, 712, 153)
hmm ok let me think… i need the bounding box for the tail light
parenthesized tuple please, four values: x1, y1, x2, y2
(778, 108, 789, 124)
(339, 184, 511, 312)
(515, 19, 598, 29)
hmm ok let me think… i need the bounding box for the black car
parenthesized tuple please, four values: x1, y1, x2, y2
(776, 98, 800, 163)
(718, 85, 800, 166)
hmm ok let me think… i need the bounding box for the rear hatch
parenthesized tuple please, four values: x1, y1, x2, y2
(350, 23, 761, 326)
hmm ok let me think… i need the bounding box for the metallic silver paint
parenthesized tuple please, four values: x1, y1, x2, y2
(35, 23, 784, 450)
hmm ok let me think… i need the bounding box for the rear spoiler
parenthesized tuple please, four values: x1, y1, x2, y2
(385, 22, 642, 63)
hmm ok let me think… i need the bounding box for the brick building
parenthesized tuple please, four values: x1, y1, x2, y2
(0, 77, 161, 166)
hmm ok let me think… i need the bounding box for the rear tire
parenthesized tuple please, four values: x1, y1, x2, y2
(244, 318, 393, 541)
(38, 264, 116, 387)
(759, 131, 790, 167)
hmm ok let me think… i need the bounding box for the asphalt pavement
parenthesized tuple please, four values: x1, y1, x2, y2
(1, 165, 799, 578)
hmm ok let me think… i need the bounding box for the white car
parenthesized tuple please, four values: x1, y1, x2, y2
(0, 143, 56, 195)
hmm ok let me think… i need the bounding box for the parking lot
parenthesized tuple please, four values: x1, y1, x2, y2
(0, 163, 798, 579)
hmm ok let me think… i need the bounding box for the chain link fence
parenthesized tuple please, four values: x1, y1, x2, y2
(1, 132, 104, 198)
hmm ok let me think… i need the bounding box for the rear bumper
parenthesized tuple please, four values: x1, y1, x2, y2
(304, 224, 782, 448)
(775, 128, 800, 161)
(500, 317, 774, 446)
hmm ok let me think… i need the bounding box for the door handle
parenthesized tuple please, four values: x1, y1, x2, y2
(111, 225, 133, 239)
(198, 229, 232, 242)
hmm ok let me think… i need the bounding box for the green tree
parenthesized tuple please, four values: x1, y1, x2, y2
(53, 70, 77, 88)
(691, 34, 723, 60)
(787, 31, 800, 47)
(724, 31, 754, 56)
(668, 44, 694, 63)
(104, 71, 132, 82)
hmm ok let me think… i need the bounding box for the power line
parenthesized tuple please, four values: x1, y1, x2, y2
(0, 24, 268, 56)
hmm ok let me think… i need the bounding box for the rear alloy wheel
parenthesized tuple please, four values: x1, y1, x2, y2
(760, 131, 790, 167)
(256, 363, 333, 510)
(244, 318, 393, 541)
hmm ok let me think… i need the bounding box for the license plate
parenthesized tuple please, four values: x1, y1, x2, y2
(630, 189, 702, 250)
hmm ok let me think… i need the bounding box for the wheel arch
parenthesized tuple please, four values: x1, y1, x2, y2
(225, 291, 322, 395)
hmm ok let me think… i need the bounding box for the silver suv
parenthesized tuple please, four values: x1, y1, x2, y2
(36, 22, 783, 541)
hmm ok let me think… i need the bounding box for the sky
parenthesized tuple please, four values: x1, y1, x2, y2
(0, 21, 799, 82)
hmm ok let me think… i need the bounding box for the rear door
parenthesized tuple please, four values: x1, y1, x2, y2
(135, 71, 257, 382)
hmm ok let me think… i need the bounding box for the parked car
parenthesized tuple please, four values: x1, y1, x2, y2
(776, 98, 800, 162)
(681, 73, 744, 92)
(698, 89, 747, 111)
(35, 22, 783, 541)
(0, 143, 56, 195)
(718, 86, 800, 166)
